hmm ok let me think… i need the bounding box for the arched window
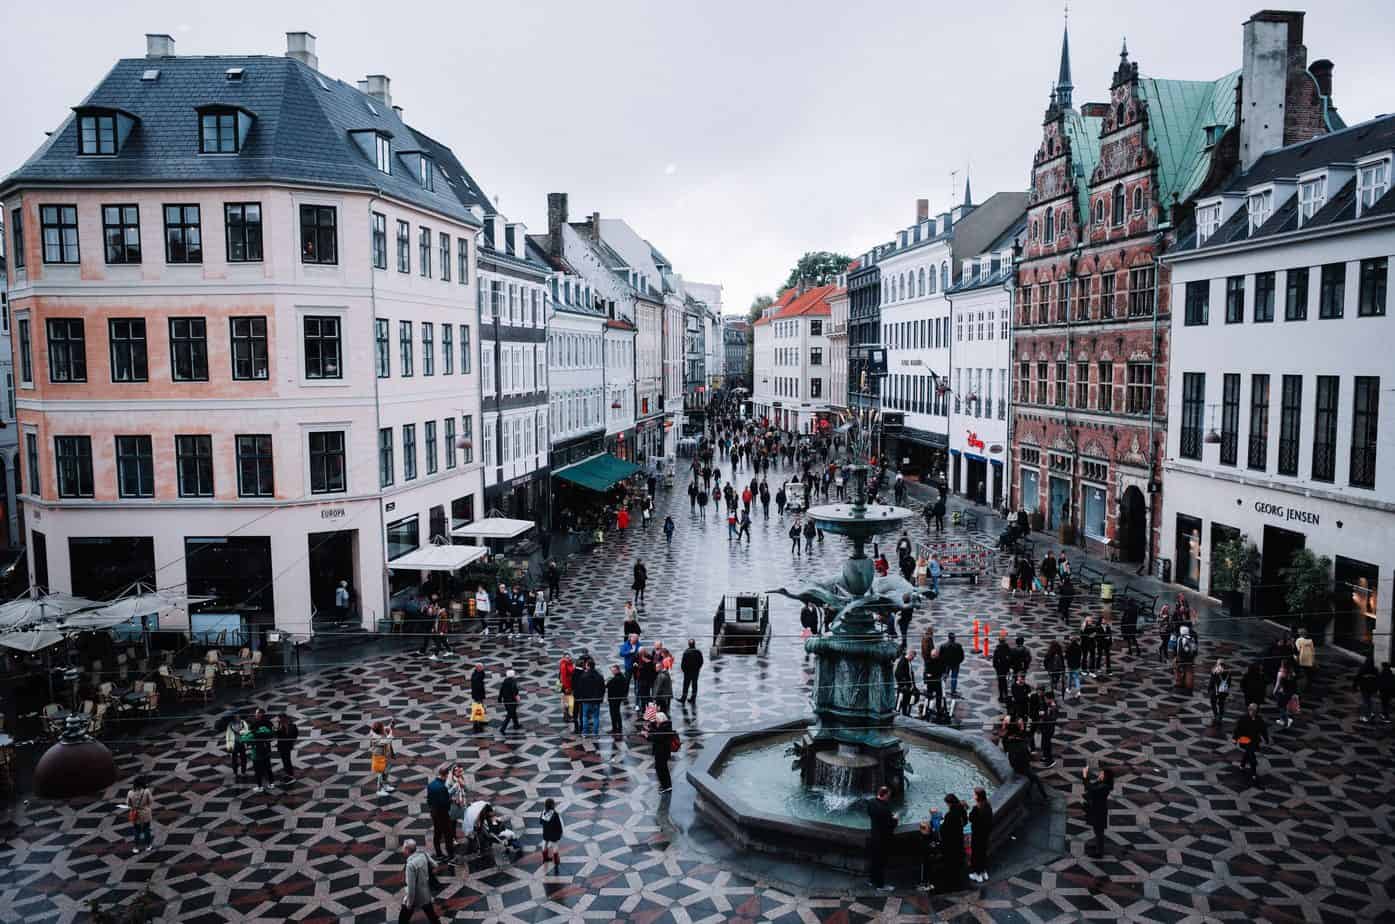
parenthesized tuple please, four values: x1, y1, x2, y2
(918, 268, 926, 296)
(1044, 208, 1055, 241)
(928, 268, 937, 294)
(1094, 199, 1104, 224)
(1132, 187, 1143, 212)
(1116, 103, 1125, 126)
(940, 262, 949, 290)
(1112, 184, 1126, 225)
(1031, 220, 1038, 240)
(899, 275, 906, 300)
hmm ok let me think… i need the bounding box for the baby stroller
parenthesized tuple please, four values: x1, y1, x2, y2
(463, 800, 524, 863)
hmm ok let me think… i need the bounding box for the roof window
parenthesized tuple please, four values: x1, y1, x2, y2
(75, 107, 137, 156)
(197, 105, 253, 154)
(418, 156, 435, 191)
(141, 69, 160, 82)
(375, 133, 391, 174)
(225, 67, 244, 82)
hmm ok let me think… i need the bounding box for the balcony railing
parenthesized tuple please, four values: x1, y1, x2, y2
(1351, 444, 1377, 488)
(1247, 435, 1268, 470)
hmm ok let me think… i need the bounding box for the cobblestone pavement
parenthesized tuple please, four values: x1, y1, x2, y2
(1, 457, 1392, 923)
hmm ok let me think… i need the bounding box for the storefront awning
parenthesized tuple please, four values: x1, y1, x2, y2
(553, 453, 640, 492)
(451, 517, 534, 540)
(386, 544, 488, 572)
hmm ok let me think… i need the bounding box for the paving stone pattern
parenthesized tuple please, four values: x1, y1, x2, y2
(1, 457, 1392, 922)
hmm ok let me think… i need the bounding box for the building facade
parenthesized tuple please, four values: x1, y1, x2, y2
(847, 252, 883, 420)
(0, 217, 17, 547)
(751, 284, 837, 433)
(0, 34, 487, 636)
(1161, 114, 1392, 655)
(824, 288, 847, 420)
(722, 317, 752, 393)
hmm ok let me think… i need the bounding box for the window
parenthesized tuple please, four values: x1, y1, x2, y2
(78, 113, 117, 155)
(421, 322, 434, 376)
(1184, 280, 1209, 325)
(1098, 361, 1113, 412)
(419, 227, 431, 278)
(1357, 159, 1390, 216)
(306, 430, 346, 494)
(1254, 272, 1275, 322)
(1248, 374, 1269, 470)
(460, 325, 471, 374)
(1285, 268, 1309, 320)
(444, 417, 457, 470)
(460, 415, 473, 464)
(1044, 208, 1054, 241)
(374, 133, 391, 174)
(1180, 373, 1204, 460)
(1111, 185, 1125, 225)
(442, 324, 453, 375)
(1056, 281, 1068, 322)
(419, 157, 434, 190)
(378, 427, 394, 487)
(1318, 262, 1345, 318)
(11, 207, 24, 269)
(1076, 277, 1090, 320)
(18, 319, 32, 384)
(1220, 374, 1240, 466)
(175, 435, 214, 497)
(108, 318, 148, 383)
(402, 424, 417, 480)
(422, 420, 438, 475)
(41, 205, 79, 263)
(439, 233, 450, 282)
(399, 321, 413, 376)
(46, 318, 86, 382)
(1100, 273, 1115, 319)
(810, 320, 823, 336)
(458, 239, 469, 284)
(375, 319, 390, 377)
(1094, 199, 1105, 225)
(1351, 377, 1379, 488)
(303, 316, 342, 379)
(810, 378, 822, 398)
(371, 212, 387, 269)
(1196, 203, 1222, 243)
(235, 435, 274, 497)
(1359, 257, 1387, 317)
(115, 435, 154, 498)
(1312, 375, 1338, 482)
(300, 205, 337, 264)
(396, 220, 410, 273)
(54, 436, 94, 498)
(810, 347, 823, 366)
(102, 205, 141, 264)
(230, 317, 268, 380)
(169, 318, 209, 381)
(1126, 362, 1152, 415)
(1075, 362, 1088, 408)
(199, 109, 238, 153)
(1247, 190, 1272, 233)
(1278, 375, 1302, 476)
(1019, 361, 1031, 402)
(1225, 276, 1244, 324)
(1128, 266, 1155, 317)
(1297, 178, 1326, 224)
(1054, 362, 1067, 407)
(224, 203, 262, 262)
(25, 433, 38, 496)
(161, 204, 203, 264)
(1132, 187, 1143, 212)
(1035, 362, 1047, 404)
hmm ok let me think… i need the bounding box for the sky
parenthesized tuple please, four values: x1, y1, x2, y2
(2, 0, 1391, 315)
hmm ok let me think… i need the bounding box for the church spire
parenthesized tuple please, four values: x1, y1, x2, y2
(1056, 10, 1074, 110)
(963, 172, 973, 208)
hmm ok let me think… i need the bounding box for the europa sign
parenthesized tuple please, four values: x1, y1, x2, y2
(1255, 501, 1319, 526)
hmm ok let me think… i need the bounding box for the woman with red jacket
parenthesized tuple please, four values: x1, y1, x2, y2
(558, 653, 576, 728)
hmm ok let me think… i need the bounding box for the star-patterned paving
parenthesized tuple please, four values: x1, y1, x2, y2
(1, 453, 1392, 923)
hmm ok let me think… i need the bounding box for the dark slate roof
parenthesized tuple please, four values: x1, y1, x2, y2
(1, 54, 480, 225)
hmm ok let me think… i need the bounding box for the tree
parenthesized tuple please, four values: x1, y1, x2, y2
(1280, 548, 1334, 632)
(747, 294, 774, 322)
(782, 251, 852, 290)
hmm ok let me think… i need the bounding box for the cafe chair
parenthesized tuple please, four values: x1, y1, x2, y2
(140, 681, 160, 715)
(198, 665, 216, 702)
(89, 702, 109, 737)
(88, 659, 104, 687)
(250, 650, 263, 668)
(79, 699, 96, 717)
(115, 653, 129, 683)
(42, 703, 65, 737)
(97, 681, 115, 705)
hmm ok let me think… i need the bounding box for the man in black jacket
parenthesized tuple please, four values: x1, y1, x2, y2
(1233, 702, 1270, 785)
(249, 709, 277, 795)
(1010, 636, 1032, 677)
(941, 632, 965, 697)
(895, 651, 918, 716)
(605, 665, 629, 734)
(679, 639, 704, 705)
(992, 636, 1014, 703)
(498, 670, 521, 735)
(574, 661, 605, 735)
(865, 786, 898, 891)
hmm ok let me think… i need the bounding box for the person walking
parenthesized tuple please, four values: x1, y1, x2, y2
(1241, 661, 1267, 712)
(938, 793, 967, 892)
(865, 785, 898, 892)
(275, 713, 298, 782)
(335, 580, 351, 623)
(803, 517, 817, 554)
(653, 663, 674, 716)
(1174, 625, 1199, 693)
(1040, 552, 1058, 593)
(1080, 617, 1098, 678)
(539, 798, 564, 873)
(968, 787, 993, 883)
(636, 650, 657, 713)
(1378, 661, 1395, 724)
(992, 634, 1013, 703)
(426, 766, 456, 863)
(1233, 702, 1270, 786)
(942, 632, 964, 697)
(370, 720, 396, 795)
(546, 559, 561, 601)
(788, 518, 802, 556)
(1038, 690, 1059, 767)
(397, 840, 442, 924)
(249, 708, 277, 795)
(688, 480, 698, 512)
(1295, 629, 1316, 693)
(1209, 660, 1233, 724)
(663, 515, 675, 545)
(738, 508, 752, 542)
(928, 554, 942, 597)
(1005, 721, 1047, 801)
(1065, 637, 1083, 699)
(558, 652, 577, 729)
(224, 713, 250, 783)
(895, 651, 918, 717)
(575, 659, 605, 736)
(1120, 597, 1141, 657)
(1045, 641, 1066, 698)
(776, 485, 787, 517)
(1082, 765, 1114, 857)
(1098, 615, 1114, 676)
(533, 591, 548, 640)
(679, 640, 704, 705)
(1354, 656, 1381, 722)
(606, 665, 629, 734)
(125, 775, 155, 854)
(1273, 662, 1298, 730)
(650, 712, 676, 793)
(896, 594, 915, 647)
(632, 559, 648, 607)
(498, 670, 521, 735)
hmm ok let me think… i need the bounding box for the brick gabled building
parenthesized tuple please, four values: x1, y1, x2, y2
(1010, 10, 1340, 569)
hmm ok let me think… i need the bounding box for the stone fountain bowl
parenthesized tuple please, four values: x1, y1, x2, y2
(687, 717, 1029, 874)
(806, 502, 913, 539)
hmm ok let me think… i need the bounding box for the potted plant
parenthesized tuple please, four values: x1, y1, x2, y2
(1280, 549, 1335, 639)
(1210, 536, 1258, 619)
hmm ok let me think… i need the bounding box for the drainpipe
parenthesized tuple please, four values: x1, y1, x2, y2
(1145, 231, 1164, 577)
(1001, 269, 1015, 516)
(1065, 248, 1080, 545)
(944, 283, 955, 490)
(368, 192, 386, 635)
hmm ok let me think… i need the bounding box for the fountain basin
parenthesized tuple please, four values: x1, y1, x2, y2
(688, 718, 1030, 874)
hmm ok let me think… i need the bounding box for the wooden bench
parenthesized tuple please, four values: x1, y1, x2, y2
(1075, 563, 1107, 595)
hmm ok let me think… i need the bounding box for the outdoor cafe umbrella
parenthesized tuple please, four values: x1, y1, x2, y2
(66, 591, 214, 632)
(0, 627, 66, 653)
(0, 593, 99, 631)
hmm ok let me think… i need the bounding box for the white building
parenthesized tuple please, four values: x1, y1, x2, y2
(1161, 114, 1394, 657)
(751, 283, 837, 433)
(687, 281, 725, 391)
(597, 219, 667, 461)
(0, 219, 17, 548)
(826, 273, 850, 418)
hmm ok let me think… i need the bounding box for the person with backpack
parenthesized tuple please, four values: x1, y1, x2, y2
(1174, 626, 1198, 693)
(663, 515, 676, 545)
(539, 798, 564, 873)
(1209, 660, 1232, 724)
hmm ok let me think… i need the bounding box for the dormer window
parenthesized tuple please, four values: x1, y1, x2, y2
(198, 107, 248, 154)
(1247, 189, 1273, 234)
(375, 133, 391, 174)
(1196, 202, 1222, 244)
(1297, 177, 1326, 226)
(1356, 157, 1390, 217)
(78, 113, 117, 155)
(418, 156, 435, 191)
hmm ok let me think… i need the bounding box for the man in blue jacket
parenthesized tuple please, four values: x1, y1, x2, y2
(426, 766, 455, 863)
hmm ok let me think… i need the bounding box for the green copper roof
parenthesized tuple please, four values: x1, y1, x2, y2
(1137, 70, 1240, 209)
(1062, 109, 1103, 221)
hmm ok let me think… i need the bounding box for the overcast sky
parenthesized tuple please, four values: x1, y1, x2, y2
(2, 0, 1390, 314)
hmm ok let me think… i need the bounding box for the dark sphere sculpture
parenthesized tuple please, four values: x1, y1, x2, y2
(33, 716, 117, 799)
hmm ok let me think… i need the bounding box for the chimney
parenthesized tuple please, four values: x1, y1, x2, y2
(590, 212, 602, 242)
(1081, 102, 1110, 118)
(145, 34, 175, 58)
(364, 74, 392, 108)
(392, 105, 404, 121)
(547, 193, 568, 257)
(916, 198, 929, 222)
(1309, 58, 1333, 98)
(1239, 10, 1304, 170)
(285, 32, 317, 70)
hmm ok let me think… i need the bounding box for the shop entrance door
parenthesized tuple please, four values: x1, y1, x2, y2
(1256, 525, 1305, 619)
(967, 458, 987, 505)
(1048, 476, 1070, 529)
(1333, 556, 1379, 653)
(308, 529, 358, 626)
(1119, 486, 1147, 563)
(1174, 515, 1203, 589)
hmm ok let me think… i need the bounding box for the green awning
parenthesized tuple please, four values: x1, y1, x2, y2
(554, 453, 641, 492)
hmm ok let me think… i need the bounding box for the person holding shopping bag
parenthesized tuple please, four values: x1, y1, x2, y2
(370, 720, 396, 796)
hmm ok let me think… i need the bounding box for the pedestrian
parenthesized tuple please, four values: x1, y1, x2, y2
(558, 652, 576, 728)
(632, 559, 648, 606)
(335, 579, 351, 622)
(897, 594, 915, 646)
(275, 713, 298, 782)
(663, 515, 675, 545)
(776, 485, 787, 517)
(865, 785, 898, 892)
(1158, 605, 1174, 663)
(498, 669, 521, 735)
(1120, 597, 1141, 657)
(1082, 765, 1113, 856)
(1098, 614, 1114, 676)
(606, 664, 629, 734)
(1379, 661, 1395, 723)
(539, 798, 564, 873)
(397, 839, 442, 924)
(1005, 719, 1046, 800)
(1045, 641, 1066, 698)
(653, 663, 674, 716)
(447, 765, 469, 840)
(1057, 573, 1076, 620)
(546, 559, 561, 601)
(992, 634, 1013, 703)
(938, 793, 967, 891)
(224, 713, 250, 782)
(788, 519, 801, 556)
(1295, 628, 1316, 693)
(650, 711, 676, 793)
(1209, 660, 1232, 724)
(1241, 662, 1267, 711)
(125, 774, 155, 854)
(803, 517, 817, 553)
(533, 591, 548, 639)
(1174, 625, 1198, 693)
(249, 708, 276, 795)
(1038, 689, 1059, 767)
(576, 659, 605, 735)
(636, 649, 657, 713)
(688, 481, 698, 512)
(1273, 661, 1298, 729)
(429, 605, 452, 659)
(738, 508, 752, 541)
(1065, 637, 1083, 698)
(968, 786, 993, 883)
(473, 585, 491, 635)
(942, 632, 964, 697)
(1010, 636, 1032, 677)
(617, 507, 630, 531)
(642, 499, 653, 529)
(370, 720, 396, 795)
(896, 650, 918, 716)
(928, 555, 942, 596)
(426, 766, 456, 863)
(1040, 551, 1057, 593)
(727, 508, 738, 540)
(1233, 702, 1270, 785)
(924, 647, 946, 720)
(1080, 617, 1098, 676)
(679, 639, 704, 705)
(1009, 674, 1031, 721)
